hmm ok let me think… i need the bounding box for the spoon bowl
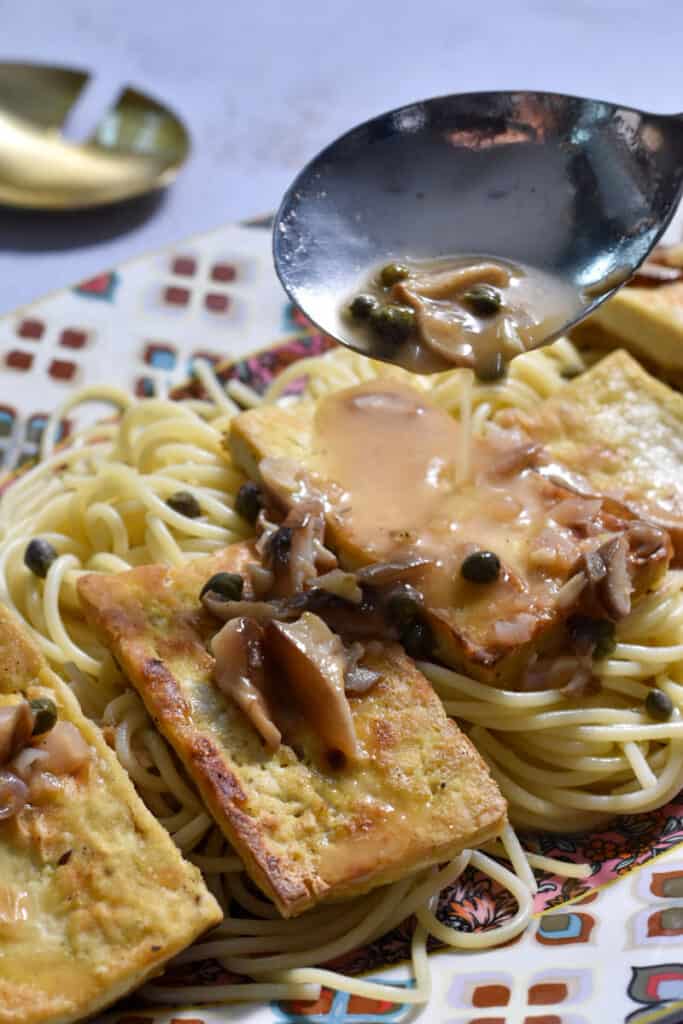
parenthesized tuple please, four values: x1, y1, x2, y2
(273, 90, 683, 370)
(0, 62, 189, 210)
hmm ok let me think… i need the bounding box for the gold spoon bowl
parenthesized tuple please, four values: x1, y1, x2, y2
(0, 62, 190, 210)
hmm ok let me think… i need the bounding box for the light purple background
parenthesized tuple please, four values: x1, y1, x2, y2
(1, 0, 682, 314)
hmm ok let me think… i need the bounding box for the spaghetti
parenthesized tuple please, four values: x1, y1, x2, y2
(0, 339, 680, 1007)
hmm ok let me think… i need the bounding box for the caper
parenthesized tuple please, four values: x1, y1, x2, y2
(463, 284, 503, 317)
(235, 481, 263, 524)
(379, 262, 410, 286)
(461, 550, 501, 584)
(400, 618, 433, 658)
(349, 294, 379, 320)
(166, 490, 201, 518)
(24, 538, 57, 579)
(369, 304, 416, 343)
(566, 615, 615, 659)
(385, 585, 423, 627)
(200, 572, 245, 602)
(560, 365, 583, 380)
(266, 526, 293, 568)
(30, 697, 58, 736)
(645, 688, 674, 721)
(475, 352, 507, 382)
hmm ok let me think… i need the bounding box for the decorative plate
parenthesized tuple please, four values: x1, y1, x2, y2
(3, 216, 683, 1024)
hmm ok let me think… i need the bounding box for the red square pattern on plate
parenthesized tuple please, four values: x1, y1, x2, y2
(171, 256, 196, 277)
(164, 285, 191, 306)
(48, 359, 77, 381)
(210, 262, 236, 282)
(5, 350, 34, 371)
(60, 329, 88, 349)
(17, 318, 44, 340)
(204, 292, 230, 313)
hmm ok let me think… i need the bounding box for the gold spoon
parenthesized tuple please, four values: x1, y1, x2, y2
(0, 62, 189, 209)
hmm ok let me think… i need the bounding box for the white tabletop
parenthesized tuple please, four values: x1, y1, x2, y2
(2, 0, 682, 315)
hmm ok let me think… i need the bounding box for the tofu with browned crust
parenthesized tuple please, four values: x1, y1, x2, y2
(496, 350, 683, 564)
(575, 278, 683, 384)
(228, 378, 671, 685)
(77, 545, 507, 918)
(0, 605, 221, 1024)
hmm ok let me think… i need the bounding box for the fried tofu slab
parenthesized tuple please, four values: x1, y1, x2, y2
(0, 605, 221, 1024)
(229, 376, 671, 685)
(78, 546, 507, 918)
(576, 279, 683, 383)
(498, 350, 683, 563)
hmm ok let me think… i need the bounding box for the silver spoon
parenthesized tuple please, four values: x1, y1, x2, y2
(273, 90, 683, 371)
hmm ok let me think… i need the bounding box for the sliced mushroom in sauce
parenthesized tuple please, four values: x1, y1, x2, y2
(346, 256, 583, 376)
(266, 612, 360, 765)
(211, 617, 281, 752)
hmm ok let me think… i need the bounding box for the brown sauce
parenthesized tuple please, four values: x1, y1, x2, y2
(346, 256, 582, 377)
(311, 379, 623, 648)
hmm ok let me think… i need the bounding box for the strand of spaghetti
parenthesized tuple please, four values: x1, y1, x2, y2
(375, 854, 471, 938)
(525, 736, 683, 812)
(193, 358, 241, 415)
(501, 821, 538, 893)
(482, 840, 592, 880)
(43, 554, 100, 674)
(227, 377, 263, 408)
(614, 642, 683, 663)
(143, 728, 204, 811)
(600, 677, 651, 700)
(157, 806, 197, 834)
(172, 812, 213, 852)
(221, 884, 400, 975)
(485, 761, 605, 831)
(114, 711, 168, 791)
(226, 873, 280, 919)
(212, 901, 361, 937)
(442, 703, 658, 730)
(266, 964, 428, 1005)
(140, 981, 321, 1004)
(174, 899, 372, 962)
(40, 383, 133, 461)
(471, 726, 634, 787)
(415, 851, 532, 949)
(572, 722, 683, 741)
(623, 741, 658, 789)
(418, 661, 565, 707)
(145, 515, 186, 567)
(83, 502, 130, 557)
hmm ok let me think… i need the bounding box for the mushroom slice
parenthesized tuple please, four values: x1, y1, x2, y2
(203, 595, 297, 624)
(596, 534, 632, 620)
(0, 771, 29, 821)
(264, 502, 327, 598)
(266, 612, 360, 765)
(33, 721, 91, 776)
(342, 641, 381, 695)
(356, 557, 432, 589)
(211, 617, 281, 753)
(315, 569, 363, 604)
(0, 701, 34, 766)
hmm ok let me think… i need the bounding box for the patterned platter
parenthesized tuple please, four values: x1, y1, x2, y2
(3, 218, 683, 1024)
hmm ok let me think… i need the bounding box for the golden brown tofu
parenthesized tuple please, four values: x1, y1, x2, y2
(229, 379, 671, 684)
(77, 545, 507, 918)
(577, 280, 683, 383)
(0, 605, 221, 1024)
(498, 350, 683, 564)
